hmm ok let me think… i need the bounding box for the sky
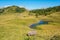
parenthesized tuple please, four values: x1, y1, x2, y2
(0, 0, 60, 10)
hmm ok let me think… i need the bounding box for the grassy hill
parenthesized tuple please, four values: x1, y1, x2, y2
(0, 5, 26, 14)
(0, 6, 60, 40)
(30, 6, 60, 16)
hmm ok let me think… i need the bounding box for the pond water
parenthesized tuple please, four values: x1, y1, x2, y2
(29, 20, 48, 29)
(37, 20, 48, 25)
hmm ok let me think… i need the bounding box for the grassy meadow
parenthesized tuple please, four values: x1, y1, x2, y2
(0, 6, 60, 40)
(0, 12, 60, 40)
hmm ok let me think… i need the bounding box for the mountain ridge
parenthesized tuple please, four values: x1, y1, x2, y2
(0, 5, 60, 16)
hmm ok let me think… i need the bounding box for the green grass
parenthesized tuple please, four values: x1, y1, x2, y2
(0, 13, 60, 40)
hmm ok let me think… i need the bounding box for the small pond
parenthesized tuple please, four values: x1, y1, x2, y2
(29, 20, 48, 29)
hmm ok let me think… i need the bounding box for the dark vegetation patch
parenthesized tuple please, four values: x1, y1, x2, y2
(29, 6, 60, 17)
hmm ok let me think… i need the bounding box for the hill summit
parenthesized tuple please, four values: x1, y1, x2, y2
(0, 5, 26, 14)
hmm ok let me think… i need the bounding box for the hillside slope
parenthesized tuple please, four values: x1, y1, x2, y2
(0, 12, 60, 40)
(0, 6, 60, 40)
